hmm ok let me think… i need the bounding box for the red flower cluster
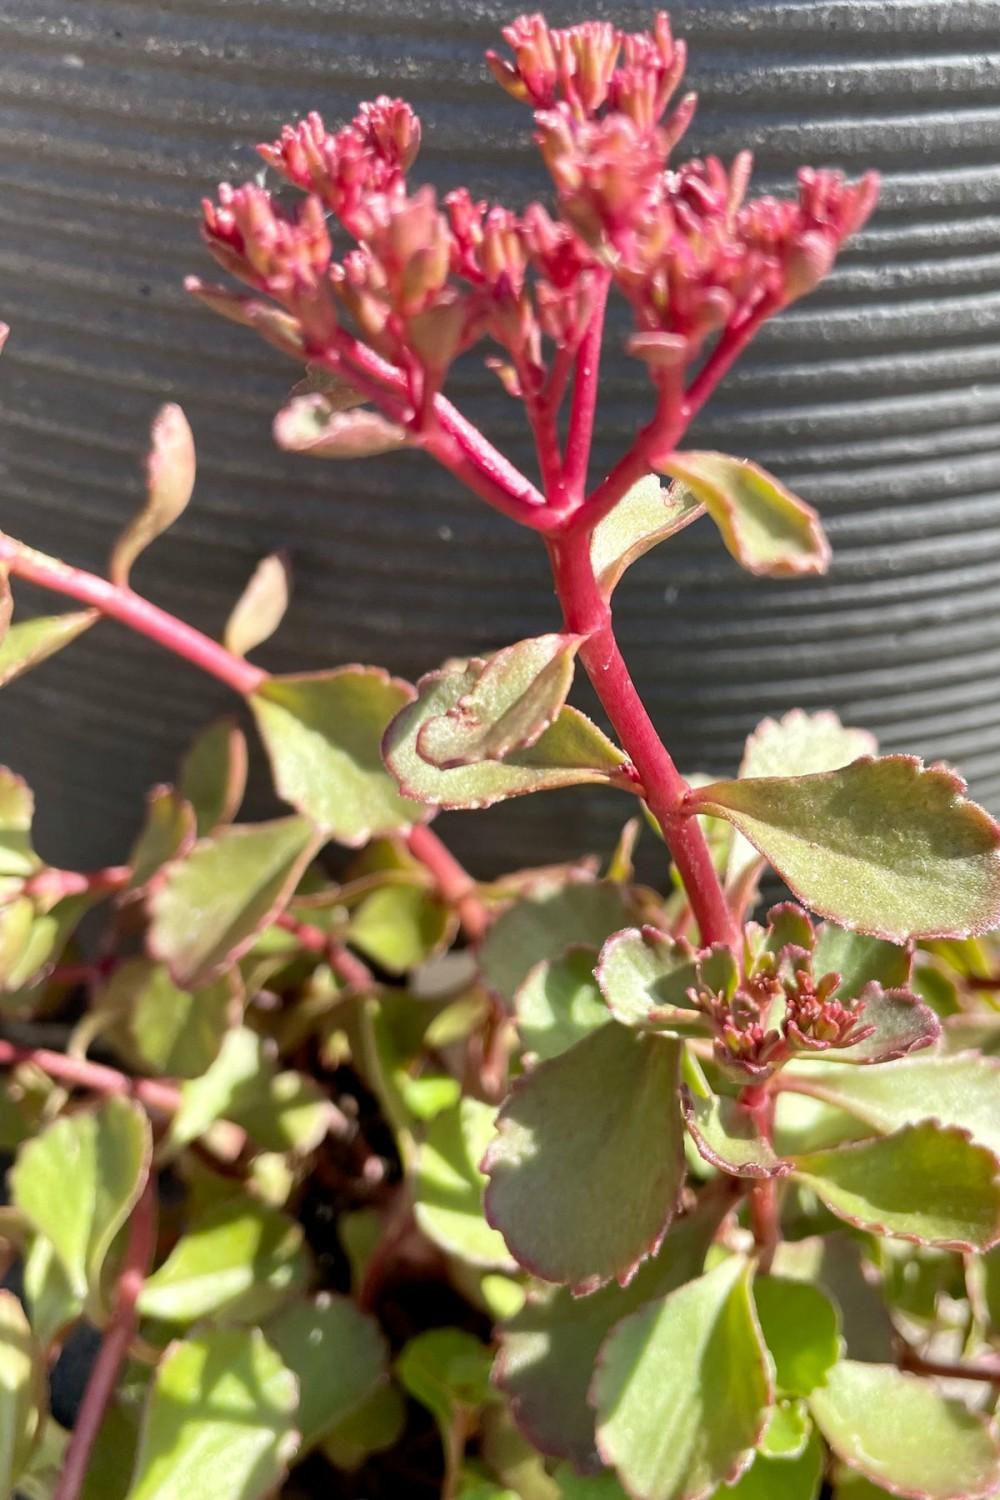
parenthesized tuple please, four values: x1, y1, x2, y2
(196, 12, 876, 444)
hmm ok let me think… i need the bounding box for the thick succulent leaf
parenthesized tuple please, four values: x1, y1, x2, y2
(480, 881, 632, 1007)
(791, 1122, 1000, 1251)
(596, 927, 732, 1032)
(348, 882, 455, 975)
(251, 668, 427, 844)
(659, 452, 829, 577)
(320, 1383, 406, 1472)
(178, 718, 248, 836)
(752, 1277, 841, 1397)
(415, 1098, 518, 1270)
(709, 1433, 823, 1500)
(779, 1053, 1000, 1159)
(417, 634, 583, 768)
(828, 986, 940, 1065)
(687, 757, 1000, 942)
(496, 1204, 720, 1472)
(127, 786, 196, 892)
(740, 711, 877, 782)
(554, 1468, 630, 1499)
(127, 1328, 299, 1500)
(483, 1025, 684, 1293)
(273, 393, 405, 457)
(100, 958, 237, 1078)
(0, 611, 96, 688)
(22, 1234, 82, 1346)
(681, 1064, 791, 1179)
(0, 770, 39, 879)
(223, 552, 291, 659)
(110, 404, 196, 586)
(396, 1328, 494, 1451)
(590, 475, 704, 599)
(385, 659, 633, 811)
(811, 923, 910, 997)
(809, 1361, 1000, 1500)
(139, 1200, 310, 1324)
(758, 1400, 812, 1460)
(149, 816, 321, 988)
(266, 1294, 387, 1452)
(10, 1096, 151, 1301)
(771, 1234, 896, 1364)
(515, 947, 609, 1062)
(0, 1290, 43, 1490)
(594, 1257, 772, 1500)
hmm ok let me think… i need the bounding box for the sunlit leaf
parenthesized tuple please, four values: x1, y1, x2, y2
(22, 1234, 82, 1346)
(99, 958, 238, 1078)
(687, 757, 1000, 942)
(348, 882, 455, 975)
(658, 452, 829, 577)
(596, 927, 732, 1033)
(809, 1361, 1000, 1500)
(0, 769, 39, 879)
(273, 394, 405, 457)
(594, 1257, 772, 1500)
(178, 718, 248, 837)
(127, 1328, 299, 1500)
(515, 947, 609, 1062)
(484, 1025, 684, 1293)
(385, 660, 634, 811)
(681, 1062, 791, 1179)
(149, 816, 321, 987)
(127, 786, 196, 892)
(753, 1276, 842, 1397)
(590, 475, 703, 599)
(223, 552, 291, 659)
(480, 881, 632, 1007)
(0, 1290, 43, 1490)
(415, 1098, 518, 1271)
(0, 611, 96, 689)
(708, 1432, 823, 1500)
(267, 1295, 387, 1452)
(251, 668, 427, 844)
(110, 404, 196, 586)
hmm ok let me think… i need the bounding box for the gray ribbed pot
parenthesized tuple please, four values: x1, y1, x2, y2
(1, 1, 998, 875)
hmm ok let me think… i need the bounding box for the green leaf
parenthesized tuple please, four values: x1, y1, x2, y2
(0, 611, 96, 688)
(792, 1122, 1000, 1250)
(110, 403, 196, 587)
(127, 787, 196, 893)
(0, 891, 96, 997)
(99, 958, 238, 1078)
(23, 1234, 82, 1346)
(266, 1294, 387, 1452)
(687, 757, 1000, 942)
(779, 1053, 1000, 1159)
(320, 1382, 406, 1472)
(224, 552, 290, 659)
(824, 986, 940, 1066)
(0, 769, 39, 879)
(385, 659, 633, 811)
(594, 1257, 773, 1500)
(758, 1400, 812, 1460)
(484, 1025, 684, 1293)
(681, 1065, 791, 1179)
(496, 1204, 720, 1472)
(127, 1327, 299, 1500)
(396, 1328, 493, 1448)
(0, 1290, 43, 1490)
(555, 1468, 630, 1499)
(178, 718, 248, 837)
(770, 1234, 896, 1364)
(417, 634, 583, 768)
(10, 1096, 151, 1301)
(811, 923, 910, 998)
(251, 668, 426, 844)
(753, 1277, 842, 1396)
(590, 474, 703, 600)
(149, 816, 321, 988)
(348, 882, 455, 975)
(515, 947, 609, 1062)
(480, 881, 632, 1007)
(273, 394, 405, 457)
(809, 1361, 1000, 1500)
(415, 1098, 518, 1271)
(138, 1200, 310, 1324)
(596, 928, 733, 1033)
(658, 452, 829, 577)
(708, 1432, 823, 1500)
(740, 711, 877, 782)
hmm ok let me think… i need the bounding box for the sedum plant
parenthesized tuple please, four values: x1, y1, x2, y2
(1, 12, 1000, 1500)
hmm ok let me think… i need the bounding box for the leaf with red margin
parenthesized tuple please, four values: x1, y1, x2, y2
(593, 1257, 773, 1500)
(791, 1122, 1000, 1252)
(385, 658, 634, 812)
(483, 1024, 684, 1294)
(127, 785, 197, 894)
(681, 1059, 792, 1180)
(178, 718, 248, 837)
(686, 757, 1000, 943)
(822, 985, 940, 1065)
(809, 1361, 1000, 1500)
(658, 452, 830, 578)
(589, 474, 704, 600)
(596, 927, 733, 1033)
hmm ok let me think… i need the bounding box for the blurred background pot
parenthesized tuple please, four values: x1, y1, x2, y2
(0, 1, 998, 874)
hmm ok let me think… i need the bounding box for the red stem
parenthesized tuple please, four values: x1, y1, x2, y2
(0, 1039, 182, 1114)
(898, 1345, 1000, 1385)
(0, 537, 264, 696)
(24, 866, 131, 903)
(563, 273, 611, 503)
(274, 911, 376, 991)
(53, 1180, 157, 1500)
(547, 528, 738, 950)
(407, 824, 488, 942)
(741, 1083, 780, 1270)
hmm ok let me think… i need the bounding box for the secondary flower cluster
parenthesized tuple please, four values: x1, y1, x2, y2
(197, 12, 876, 442)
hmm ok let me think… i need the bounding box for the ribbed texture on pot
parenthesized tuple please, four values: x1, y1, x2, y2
(0, 0, 998, 874)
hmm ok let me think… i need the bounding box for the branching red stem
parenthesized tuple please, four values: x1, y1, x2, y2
(563, 273, 611, 502)
(53, 1180, 157, 1500)
(406, 824, 488, 942)
(898, 1344, 1000, 1385)
(547, 528, 738, 949)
